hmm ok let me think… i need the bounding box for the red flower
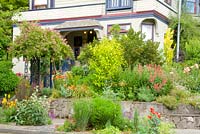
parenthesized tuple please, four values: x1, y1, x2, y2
(150, 107, 155, 114)
(148, 115, 152, 119)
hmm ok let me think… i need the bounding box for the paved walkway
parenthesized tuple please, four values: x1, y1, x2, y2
(0, 119, 200, 134)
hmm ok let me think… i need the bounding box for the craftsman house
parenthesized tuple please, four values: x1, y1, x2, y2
(12, 0, 181, 74)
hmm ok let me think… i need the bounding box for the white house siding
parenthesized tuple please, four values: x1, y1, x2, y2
(55, 0, 105, 8)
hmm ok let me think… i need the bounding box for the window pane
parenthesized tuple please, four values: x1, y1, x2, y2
(142, 24, 153, 41)
(35, 0, 47, 5)
(186, 1, 195, 13)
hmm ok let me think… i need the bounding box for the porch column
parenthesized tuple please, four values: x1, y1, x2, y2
(94, 28, 103, 40)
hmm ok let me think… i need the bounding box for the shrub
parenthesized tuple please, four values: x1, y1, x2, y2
(94, 126, 121, 134)
(157, 96, 179, 110)
(71, 66, 85, 76)
(137, 87, 155, 102)
(15, 78, 32, 101)
(158, 122, 175, 134)
(87, 38, 125, 88)
(57, 120, 75, 132)
(89, 98, 123, 129)
(0, 61, 19, 95)
(120, 28, 162, 69)
(73, 99, 92, 131)
(41, 87, 52, 97)
(15, 91, 50, 125)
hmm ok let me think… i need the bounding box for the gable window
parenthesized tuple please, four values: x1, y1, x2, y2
(164, 0, 172, 5)
(106, 0, 132, 10)
(186, 0, 196, 13)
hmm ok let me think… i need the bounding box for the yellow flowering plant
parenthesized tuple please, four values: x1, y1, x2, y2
(2, 94, 17, 108)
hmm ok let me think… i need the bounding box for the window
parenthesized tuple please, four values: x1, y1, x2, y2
(107, 23, 131, 34)
(186, 0, 196, 13)
(107, 0, 132, 10)
(141, 23, 154, 41)
(164, 0, 172, 5)
(34, 0, 47, 9)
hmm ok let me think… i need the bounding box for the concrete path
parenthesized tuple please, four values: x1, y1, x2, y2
(0, 119, 200, 134)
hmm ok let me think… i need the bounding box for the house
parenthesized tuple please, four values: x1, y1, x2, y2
(12, 0, 179, 74)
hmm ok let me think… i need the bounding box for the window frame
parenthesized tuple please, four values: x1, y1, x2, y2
(141, 23, 154, 41)
(106, 0, 132, 11)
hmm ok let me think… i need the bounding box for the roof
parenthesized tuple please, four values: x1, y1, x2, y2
(55, 19, 103, 31)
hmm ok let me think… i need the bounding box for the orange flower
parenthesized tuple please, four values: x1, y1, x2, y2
(150, 107, 155, 114)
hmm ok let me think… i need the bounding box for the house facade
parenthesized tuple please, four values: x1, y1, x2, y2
(12, 0, 179, 74)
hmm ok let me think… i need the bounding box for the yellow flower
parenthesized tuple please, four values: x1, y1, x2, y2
(8, 94, 10, 99)
(2, 98, 7, 105)
(4, 94, 7, 97)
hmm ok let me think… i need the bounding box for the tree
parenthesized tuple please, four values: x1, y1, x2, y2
(11, 22, 74, 87)
(0, 0, 28, 60)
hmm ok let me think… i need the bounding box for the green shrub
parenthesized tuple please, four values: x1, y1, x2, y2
(3, 107, 16, 122)
(57, 120, 75, 132)
(137, 87, 155, 102)
(15, 78, 32, 101)
(0, 61, 19, 95)
(94, 126, 121, 134)
(41, 87, 52, 97)
(51, 89, 61, 98)
(71, 66, 85, 76)
(89, 98, 123, 129)
(15, 91, 50, 125)
(158, 122, 175, 134)
(73, 99, 92, 131)
(157, 96, 179, 110)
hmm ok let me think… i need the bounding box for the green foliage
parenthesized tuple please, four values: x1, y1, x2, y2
(185, 38, 200, 64)
(41, 88, 52, 97)
(15, 78, 32, 101)
(158, 122, 175, 134)
(73, 99, 92, 131)
(0, 107, 7, 123)
(15, 91, 50, 125)
(157, 95, 179, 110)
(137, 87, 155, 102)
(71, 66, 85, 76)
(51, 89, 61, 98)
(57, 120, 75, 132)
(89, 98, 123, 129)
(94, 126, 121, 134)
(87, 38, 125, 88)
(133, 109, 139, 132)
(3, 107, 16, 122)
(0, 0, 28, 60)
(0, 61, 19, 95)
(120, 28, 162, 68)
(110, 24, 121, 39)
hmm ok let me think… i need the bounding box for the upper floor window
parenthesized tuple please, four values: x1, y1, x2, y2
(34, 0, 47, 9)
(30, 0, 55, 10)
(164, 0, 172, 5)
(106, 0, 132, 10)
(186, 0, 196, 13)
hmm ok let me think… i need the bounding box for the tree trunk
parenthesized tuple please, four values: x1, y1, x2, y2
(30, 57, 40, 88)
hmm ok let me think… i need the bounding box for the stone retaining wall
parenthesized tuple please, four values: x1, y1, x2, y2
(50, 99, 200, 129)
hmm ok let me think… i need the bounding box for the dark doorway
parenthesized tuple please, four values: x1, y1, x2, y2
(87, 30, 97, 43)
(74, 36, 82, 59)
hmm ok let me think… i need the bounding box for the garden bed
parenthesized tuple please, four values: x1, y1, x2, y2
(50, 99, 200, 129)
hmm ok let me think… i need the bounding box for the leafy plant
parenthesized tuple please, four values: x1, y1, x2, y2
(137, 87, 155, 102)
(158, 122, 175, 134)
(41, 87, 52, 97)
(15, 78, 32, 101)
(89, 98, 123, 129)
(73, 99, 92, 131)
(15, 91, 50, 125)
(157, 95, 179, 110)
(57, 120, 75, 132)
(94, 125, 121, 134)
(0, 61, 19, 95)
